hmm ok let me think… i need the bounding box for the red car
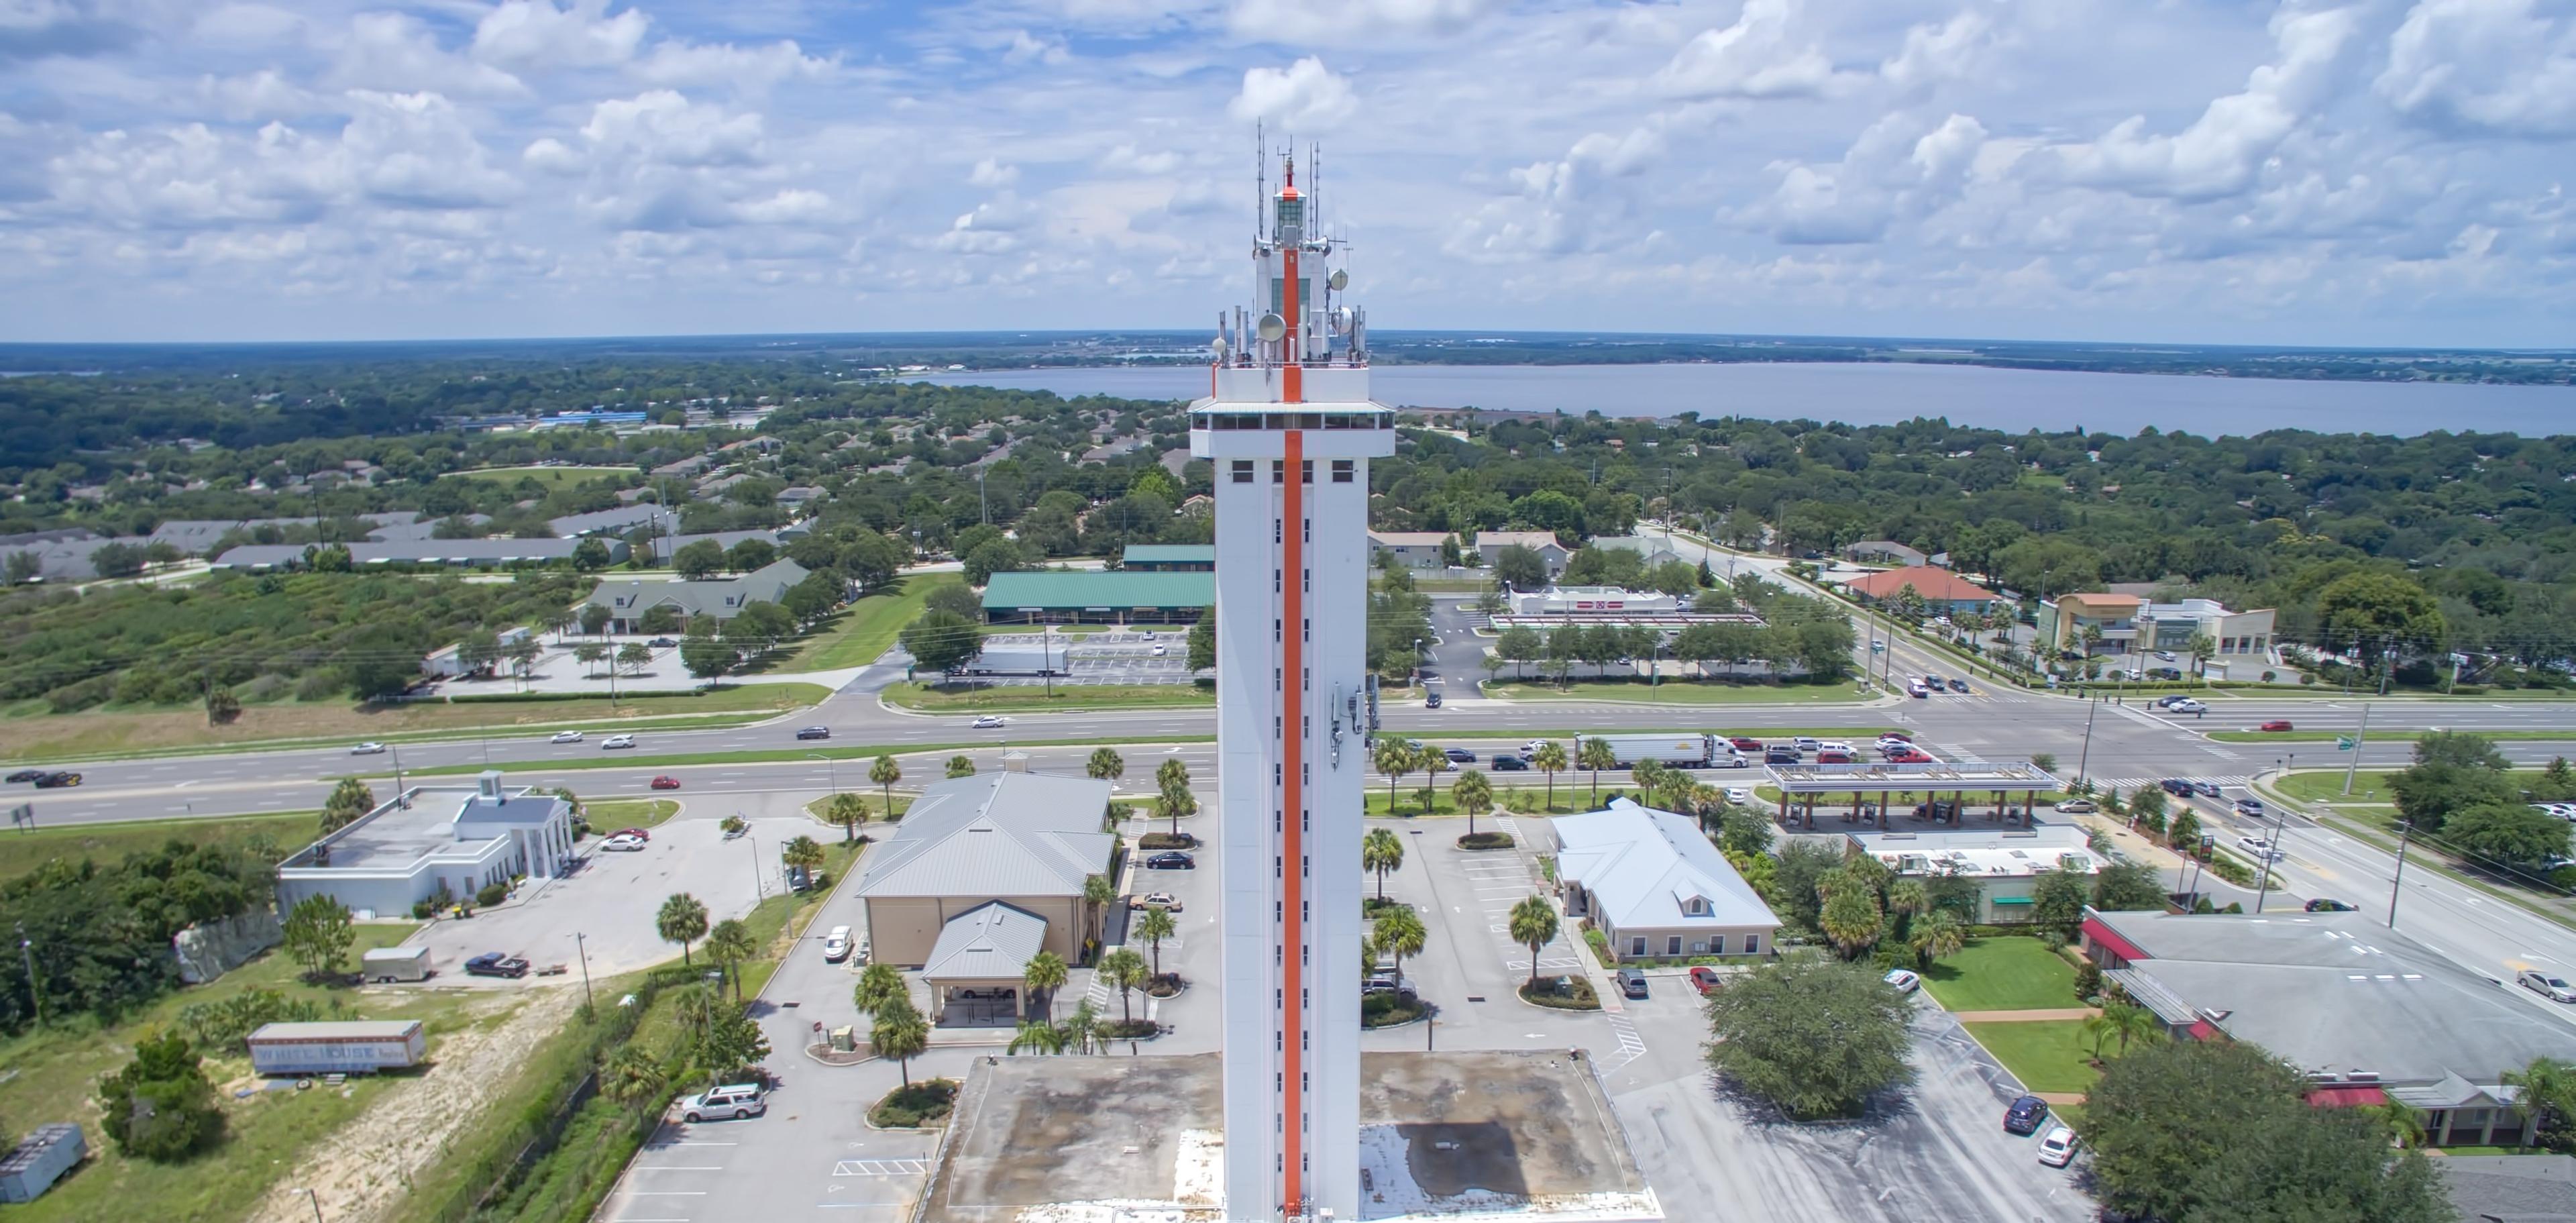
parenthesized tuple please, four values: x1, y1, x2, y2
(1817, 750, 1854, 764)
(1688, 967, 1722, 995)
(1886, 749, 1935, 764)
(1878, 730, 1913, 741)
(1728, 737, 1762, 753)
(2259, 720, 2294, 733)
(647, 774, 682, 790)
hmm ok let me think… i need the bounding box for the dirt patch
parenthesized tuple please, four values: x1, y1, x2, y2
(245, 986, 583, 1223)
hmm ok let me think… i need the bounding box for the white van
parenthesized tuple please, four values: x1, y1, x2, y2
(822, 926, 853, 963)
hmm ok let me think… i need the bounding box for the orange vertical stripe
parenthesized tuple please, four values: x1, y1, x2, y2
(1279, 429, 1305, 1213)
(1283, 247, 1303, 405)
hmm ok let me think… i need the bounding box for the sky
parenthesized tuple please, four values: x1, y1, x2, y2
(1, 0, 2571, 347)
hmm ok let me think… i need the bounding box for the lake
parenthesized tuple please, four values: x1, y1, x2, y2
(920, 362, 2574, 438)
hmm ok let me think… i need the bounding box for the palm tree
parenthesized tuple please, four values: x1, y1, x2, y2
(1359, 932, 1381, 984)
(1578, 737, 1617, 805)
(1531, 741, 1567, 811)
(656, 892, 709, 967)
(1155, 757, 1189, 796)
(1508, 894, 1560, 990)
(1818, 886, 1884, 960)
(1415, 743, 1450, 814)
(2506, 1056, 2576, 1144)
(2186, 631, 2216, 682)
(1629, 757, 1664, 798)
(871, 996, 930, 1086)
(1098, 948, 1150, 1024)
(826, 792, 871, 843)
(1022, 950, 1069, 1022)
(1361, 828, 1405, 900)
(1375, 739, 1415, 813)
(782, 835, 826, 888)
(1087, 747, 1125, 782)
(1060, 999, 1100, 1055)
(869, 754, 902, 816)
(853, 962, 906, 1017)
(1453, 768, 1493, 835)
(2104, 1002, 2165, 1055)
(600, 1045, 667, 1112)
(1907, 911, 1966, 968)
(1008, 1017, 1068, 1055)
(2081, 1010, 2117, 1060)
(1154, 782, 1197, 837)
(1887, 880, 1928, 922)
(1082, 873, 1115, 955)
(1134, 907, 1177, 979)
(1373, 906, 1427, 981)
(945, 755, 975, 778)
(2363, 1099, 2427, 1149)
(704, 917, 758, 1002)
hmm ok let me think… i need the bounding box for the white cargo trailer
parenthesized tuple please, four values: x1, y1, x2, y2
(247, 1020, 427, 1076)
(0, 1124, 85, 1204)
(362, 945, 431, 983)
(1580, 733, 1722, 767)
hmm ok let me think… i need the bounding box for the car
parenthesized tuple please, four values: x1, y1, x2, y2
(647, 637, 678, 647)
(1425, 692, 1443, 708)
(1442, 747, 1475, 763)
(600, 734, 637, 750)
(649, 776, 682, 790)
(2122, 668, 2145, 682)
(1729, 737, 1763, 752)
(2259, 719, 2295, 732)
(1921, 675, 1943, 688)
(1151, 644, 1167, 657)
(32, 772, 80, 788)
(2037, 1126, 2080, 1167)
(1130, 892, 1184, 912)
(464, 952, 530, 979)
(1491, 754, 1528, 771)
(2193, 780, 2222, 798)
(971, 715, 1006, 729)
(2233, 798, 2265, 818)
(1819, 740, 1854, 755)
(551, 730, 584, 743)
(679, 1083, 767, 1122)
(2304, 898, 2356, 912)
(2235, 836, 2284, 863)
(1817, 750, 1854, 764)
(2157, 779, 2193, 798)
(1887, 749, 1935, 763)
(350, 741, 388, 755)
(3, 769, 41, 784)
(2152, 695, 2190, 709)
(1688, 967, 1722, 995)
(2004, 1094, 2050, 1135)
(823, 926, 854, 962)
(1764, 748, 1799, 764)
(1363, 973, 1415, 998)
(613, 827, 651, 841)
(2153, 650, 2178, 663)
(1138, 631, 1156, 640)
(1615, 968, 1648, 999)
(1792, 737, 1822, 752)
(1907, 682, 1929, 699)
(2518, 970, 2576, 1003)
(601, 835, 647, 851)
(790, 725, 833, 742)
(1883, 968, 1921, 994)
(1144, 851, 1196, 870)
(1725, 788, 1753, 804)
(2054, 798, 2099, 814)
(1877, 730, 1914, 742)
(1947, 678, 1970, 694)
(2169, 698, 2207, 714)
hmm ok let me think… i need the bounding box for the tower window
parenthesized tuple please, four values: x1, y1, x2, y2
(1232, 460, 1253, 484)
(1300, 460, 1313, 484)
(1271, 461, 1285, 484)
(1332, 459, 1354, 483)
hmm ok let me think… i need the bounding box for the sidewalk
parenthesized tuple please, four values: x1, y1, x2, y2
(1951, 1008, 2100, 1023)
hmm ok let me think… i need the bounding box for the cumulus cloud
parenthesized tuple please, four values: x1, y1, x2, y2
(578, 90, 765, 167)
(1227, 0, 1495, 46)
(1003, 29, 1069, 65)
(969, 157, 1020, 187)
(1228, 56, 1358, 129)
(1742, 112, 1990, 245)
(633, 37, 834, 91)
(2377, 0, 2576, 139)
(472, 0, 650, 70)
(1654, 0, 1856, 101)
(1880, 9, 1994, 91)
(329, 12, 527, 98)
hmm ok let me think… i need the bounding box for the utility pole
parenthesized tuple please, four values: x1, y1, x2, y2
(2074, 697, 2098, 790)
(575, 931, 594, 1010)
(17, 921, 40, 1025)
(391, 742, 408, 809)
(2388, 821, 2414, 928)
(2341, 704, 2370, 796)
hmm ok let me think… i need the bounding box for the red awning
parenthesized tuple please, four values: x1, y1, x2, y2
(2186, 1019, 2220, 1042)
(2307, 1086, 2390, 1108)
(2082, 916, 2150, 965)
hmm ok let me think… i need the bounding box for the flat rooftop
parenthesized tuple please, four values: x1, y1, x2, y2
(294, 785, 484, 873)
(1854, 826, 2102, 878)
(916, 1051, 1658, 1223)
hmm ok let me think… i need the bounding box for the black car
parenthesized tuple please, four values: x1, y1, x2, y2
(2005, 1094, 2050, 1135)
(32, 771, 80, 788)
(464, 952, 530, 979)
(1491, 754, 1529, 771)
(1424, 692, 1442, 708)
(647, 637, 678, 647)
(795, 726, 830, 740)
(1143, 851, 1196, 870)
(1442, 747, 1475, 763)
(1764, 747, 1800, 764)
(1946, 678, 1970, 693)
(1616, 968, 1649, 999)
(4, 769, 42, 783)
(2159, 778, 2196, 798)
(2304, 898, 2357, 912)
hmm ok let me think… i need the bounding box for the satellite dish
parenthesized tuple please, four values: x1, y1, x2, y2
(1330, 307, 1354, 335)
(1328, 268, 1349, 292)
(1256, 313, 1287, 343)
(1210, 336, 1229, 358)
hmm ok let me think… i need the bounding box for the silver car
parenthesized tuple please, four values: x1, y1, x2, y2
(2520, 970, 2576, 1003)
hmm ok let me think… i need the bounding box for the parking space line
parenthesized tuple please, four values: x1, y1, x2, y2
(833, 1159, 931, 1177)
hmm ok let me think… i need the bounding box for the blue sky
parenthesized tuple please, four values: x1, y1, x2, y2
(1, 0, 2571, 346)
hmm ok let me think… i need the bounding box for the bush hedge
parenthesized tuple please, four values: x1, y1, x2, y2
(1457, 832, 1517, 851)
(1361, 993, 1428, 1028)
(1137, 833, 1197, 851)
(1518, 975, 1601, 1010)
(868, 1079, 959, 1128)
(476, 881, 508, 908)
(1095, 1018, 1159, 1041)
(444, 689, 714, 705)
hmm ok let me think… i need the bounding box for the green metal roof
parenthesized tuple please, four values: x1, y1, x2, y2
(982, 570, 1215, 610)
(1122, 544, 1216, 564)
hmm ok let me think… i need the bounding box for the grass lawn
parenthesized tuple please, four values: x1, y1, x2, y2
(1921, 938, 2080, 1012)
(1964, 1020, 2103, 1096)
(449, 464, 633, 490)
(0, 684, 830, 761)
(584, 798, 679, 830)
(2273, 770, 2400, 805)
(1483, 679, 1869, 704)
(0, 810, 317, 886)
(0, 922, 486, 1223)
(2210, 729, 2576, 744)
(881, 681, 1212, 712)
(801, 793, 915, 827)
(787, 574, 962, 671)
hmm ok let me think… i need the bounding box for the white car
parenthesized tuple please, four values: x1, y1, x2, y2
(2167, 698, 2207, 714)
(350, 741, 387, 755)
(600, 734, 637, 750)
(1818, 740, 1854, 756)
(551, 730, 584, 743)
(2235, 836, 2284, 863)
(971, 715, 1006, 729)
(2037, 1126, 2080, 1167)
(678, 1083, 767, 1122)
(822, 925, 854, 963)
(601, 834, 646, 852)
(1151, 644, 1167, 657)
(1882, 969, 1921, 994)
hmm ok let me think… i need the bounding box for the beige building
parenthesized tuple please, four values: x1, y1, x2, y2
(1552, 799, 1780, 962)
(854, 772, 1115, 1022)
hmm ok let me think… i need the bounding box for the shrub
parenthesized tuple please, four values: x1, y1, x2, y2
(476, 881, 509, 908)
(867, 1079, 959, 1128)
(2074, 961, 2102, 1003)
(1457, 832, 1517, 851)
(1137, 833, 1197, 851)
(1362, 992, 1428, 1027)
(1518, 974, 1600, 1010)
(1146, 973, 1185, 998)
(1095, 1018, 1159, 1041)
(97, 1032, 224, 1161)
(293, 669, 348, 702)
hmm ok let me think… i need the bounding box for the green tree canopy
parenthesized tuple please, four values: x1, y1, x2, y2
(1703, 957, 1913, 1120)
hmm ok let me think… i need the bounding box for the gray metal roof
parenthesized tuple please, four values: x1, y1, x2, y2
(857, 772, 1114, 900)
(549, 504, 676, 538)
(584, 557, 810, 621)
(1551, 799, 1780, 931)
(2091, 908, 2575, 1094)
(2438, 1155, 2576, 1222)
(247, 1020, 423, 1042)
(919, 901, 1048, 982)
(648, 529, 780, 564)
(211, 537, 608, 568)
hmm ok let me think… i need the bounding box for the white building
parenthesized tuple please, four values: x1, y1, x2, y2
(276, 772, 578, 916)
(1552, 798, 1780, 961)
(1191, 150, 1393, 1223)
(1506, 585, 1678, 617)
(1849, 824, 2104, 923)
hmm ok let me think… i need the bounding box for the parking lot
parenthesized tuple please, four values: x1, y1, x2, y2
(968, 631, 1199, 686)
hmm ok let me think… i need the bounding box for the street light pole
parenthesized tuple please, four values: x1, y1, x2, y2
(17, 922, 40, 1026)
(2341, 704, 2371, 796)
(2389, 821, 2414, 928)
(2074, 698, 2098, 790)
(747, 832, 762, 898)
(574, 931, 593, 1010)
(391, 741, 407, 808)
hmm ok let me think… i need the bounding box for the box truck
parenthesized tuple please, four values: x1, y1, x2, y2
(363, 945, 431, 983)
(248, 1020, 427, 1076)
(1579, 733, 1729, 768)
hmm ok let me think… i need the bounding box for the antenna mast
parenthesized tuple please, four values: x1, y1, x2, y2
(1256, 121, 1267, 244)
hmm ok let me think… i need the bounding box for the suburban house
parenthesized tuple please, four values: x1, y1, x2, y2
(1121, 543, 1217, 572)
(979, 570, 1214, 625)
(2039, 595, 2277, 668)
(583, 557, 812, 632)
(548, 504, 677, 539)
(1471, 530, 1574, 574)
(210, 537, 628, 570)
(276, 773, 576, 916)
(1849, 825, 2104, 923)
(1843, 540, 1929, 568)
(1841, 566, 2005, 617)
(2438, 1155, 2576, 1220)
(853, 771, 1116, 1022)
(2082, 907, 2574, 1147)
(1550, 798, 1780, 961)
(422, 626, 535, 678)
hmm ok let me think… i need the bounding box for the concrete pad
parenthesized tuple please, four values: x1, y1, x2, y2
(916, 1051, 1657, 1223)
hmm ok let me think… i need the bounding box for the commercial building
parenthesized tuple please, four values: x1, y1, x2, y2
(2439, 1155, 2576, 1220)
(1849, 824, 2104, 923)
(2033, 591, 2140, 655)
(1843, 540, 1928, 568)
(582, 557, 811, 631)
(1763, 758, 2062, 830)
(1366, 529, 1570, 576)
(1552, 798, 1780, 960)
(548, 504, 676, 539)
(2082, 908, 2574, 1147)
(1841, 565, 2005, 616)
(1505, 585, 1678, 618)
(647, 529, 781, 565)
(1120, 543, 1216, 572)
(275, 773, 577, 916)
(247, 1020, 428, 1075)
(977, 570, 1214, 625)
(423, 626, 534, 678)
(1191, 151, 1393, 1221)
(210, 537, 627, 570)
(2065, 596, 2277, 666)
(852, 771, 1115, 1021)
